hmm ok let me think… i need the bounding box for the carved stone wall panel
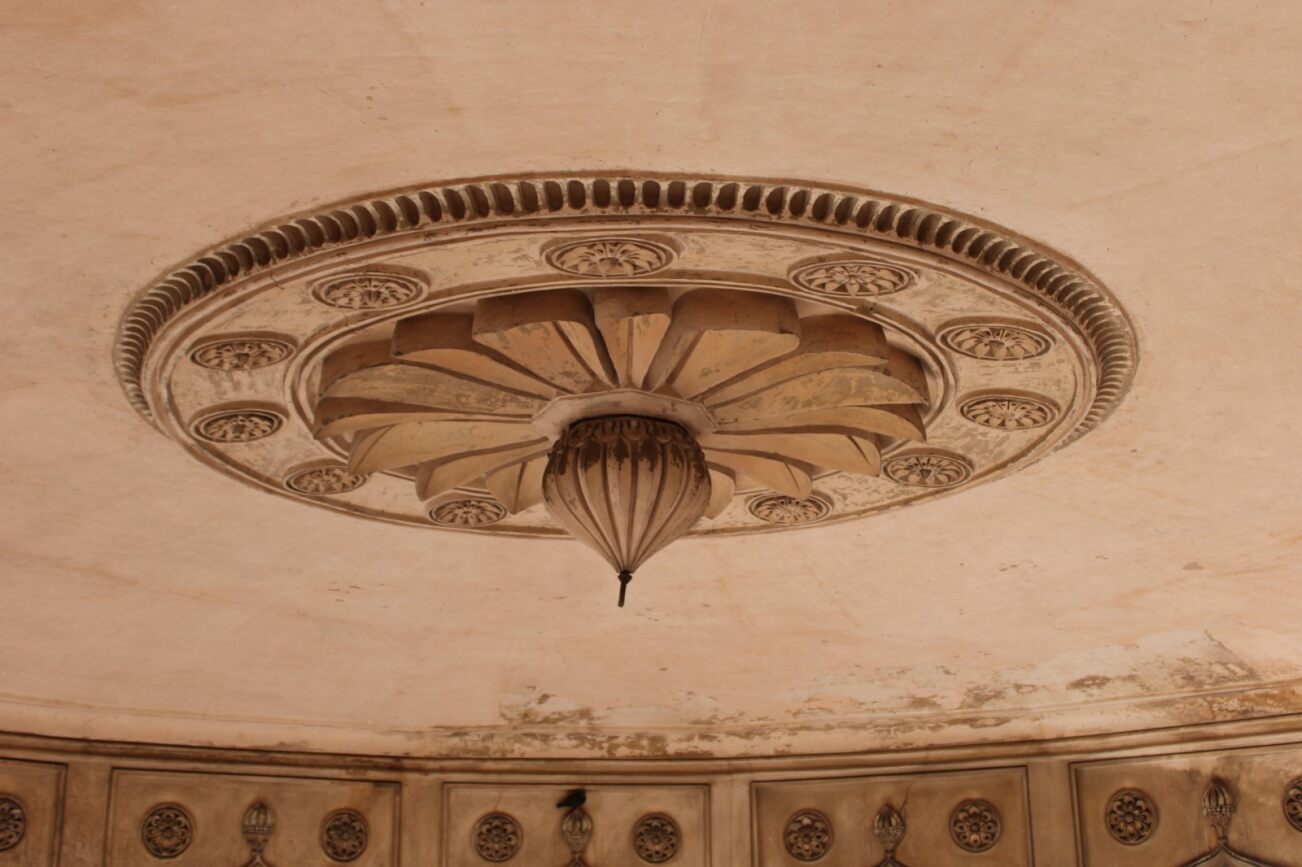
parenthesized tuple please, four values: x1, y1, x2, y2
(104, 769, 398, 866)
(753, 767, 1031, 866)
(442, 783, 708, 867)
(1073, 742, 1302, 865)
(0, 759, 64, 867)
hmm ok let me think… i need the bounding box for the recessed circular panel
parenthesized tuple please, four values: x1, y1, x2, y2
(116, 173, 1135, 539)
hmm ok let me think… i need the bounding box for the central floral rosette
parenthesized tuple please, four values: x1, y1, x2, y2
(311, 284, 930, 602)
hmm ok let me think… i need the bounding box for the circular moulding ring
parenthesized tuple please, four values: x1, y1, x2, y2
(937, 316, 1054, 361)
(309, 264, 428, 311)
(284, 461, 369, 496)
(189, 403, 287, 444)
(187, 332, 297, 371)
(958, 389, 1060, 431)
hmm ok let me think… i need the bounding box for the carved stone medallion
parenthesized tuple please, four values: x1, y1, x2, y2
(939, 321, 1052, 361)
(960, 393, 1057, 430)
(632, 813, 679, 863)
(0, 796, 25, 852)
(783, 810, 832, 861)
(429, 498, 508, 527)
(321, 809, 368, 862)
(883, 451, 972, 488)
(190, 335, 295, 371)
(312, 271, 424, 310)
(116, 173, 1135, 539)
(748, 493, 831, 524)
(789, 259, 916, 297)
(949, 800, 1000, 853)
(545, 237, 673, 277)
(285, 464, 368, 496)
(1285, 777, 1302, 832)
(192, 407, 283, 443)
(472, 812, 522, 862)
(141, 804, 194, 859)
(1106, 789, 1157, 845)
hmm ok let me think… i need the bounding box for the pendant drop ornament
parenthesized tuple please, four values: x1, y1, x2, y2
(542, 416, 711, 606)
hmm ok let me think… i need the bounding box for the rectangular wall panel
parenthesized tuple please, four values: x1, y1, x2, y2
(0, 758, 65, 867)
(752, 767, 1032, 866)
(105, 769, 399, 865)
(443, 782, 709, 866)
(1074, 742, 1302, 866)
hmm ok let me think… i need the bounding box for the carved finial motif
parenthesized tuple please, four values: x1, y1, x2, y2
(560, 806, 593, 867)
(1203, 777, 1236, 842)
(241, 801, 275, 867)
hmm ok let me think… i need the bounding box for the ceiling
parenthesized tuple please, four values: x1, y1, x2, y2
(2, 0, 1300, 759)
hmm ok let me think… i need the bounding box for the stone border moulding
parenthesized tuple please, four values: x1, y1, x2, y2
(114, 171, 1138, 449)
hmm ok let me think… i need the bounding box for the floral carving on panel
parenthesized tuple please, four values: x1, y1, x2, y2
(0, 796, 25, 852)
(1106, 789, 1157, 845)
(632, 813, 679, 863)
(473, 812, 522, 862)
(949, 800, 1001, 853)
(783, 810, 832, 862)
(321, 809, 368, 862)
(141, 804, 194, 859)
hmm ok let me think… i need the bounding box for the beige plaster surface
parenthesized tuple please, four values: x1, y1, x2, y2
(1, 0, 1300, 759)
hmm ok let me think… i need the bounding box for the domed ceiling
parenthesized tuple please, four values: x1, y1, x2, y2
(1, 1, 1300, 759)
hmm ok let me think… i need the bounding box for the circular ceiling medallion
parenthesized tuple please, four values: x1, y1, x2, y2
(115, 173, 1136, 543)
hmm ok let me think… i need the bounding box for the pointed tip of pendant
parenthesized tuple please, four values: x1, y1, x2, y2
(617, 569, 633, 607)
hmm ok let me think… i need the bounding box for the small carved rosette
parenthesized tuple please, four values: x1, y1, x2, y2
(429, 498, 508, 527)
(0, 796, 25, 852)
(544, 238, 673, 277)
(632, 813, 679, 863)
(140, 804, 194, 859)
(473, 812, 522, 862)
(939, 322, 1052, 361)
(783, 810, 832, 862)
(949, 800, 1000, 853)
(192, 407, 284, 443)
(190, 336, 294, 371)
(789, 259, 916, 297)
(1286, 776, 1302, 832)
(1106, 789, 1157, 845)
(312, 271, 424, 310)
(321, 809, 368, 862)
(748, 493, 831, 525)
